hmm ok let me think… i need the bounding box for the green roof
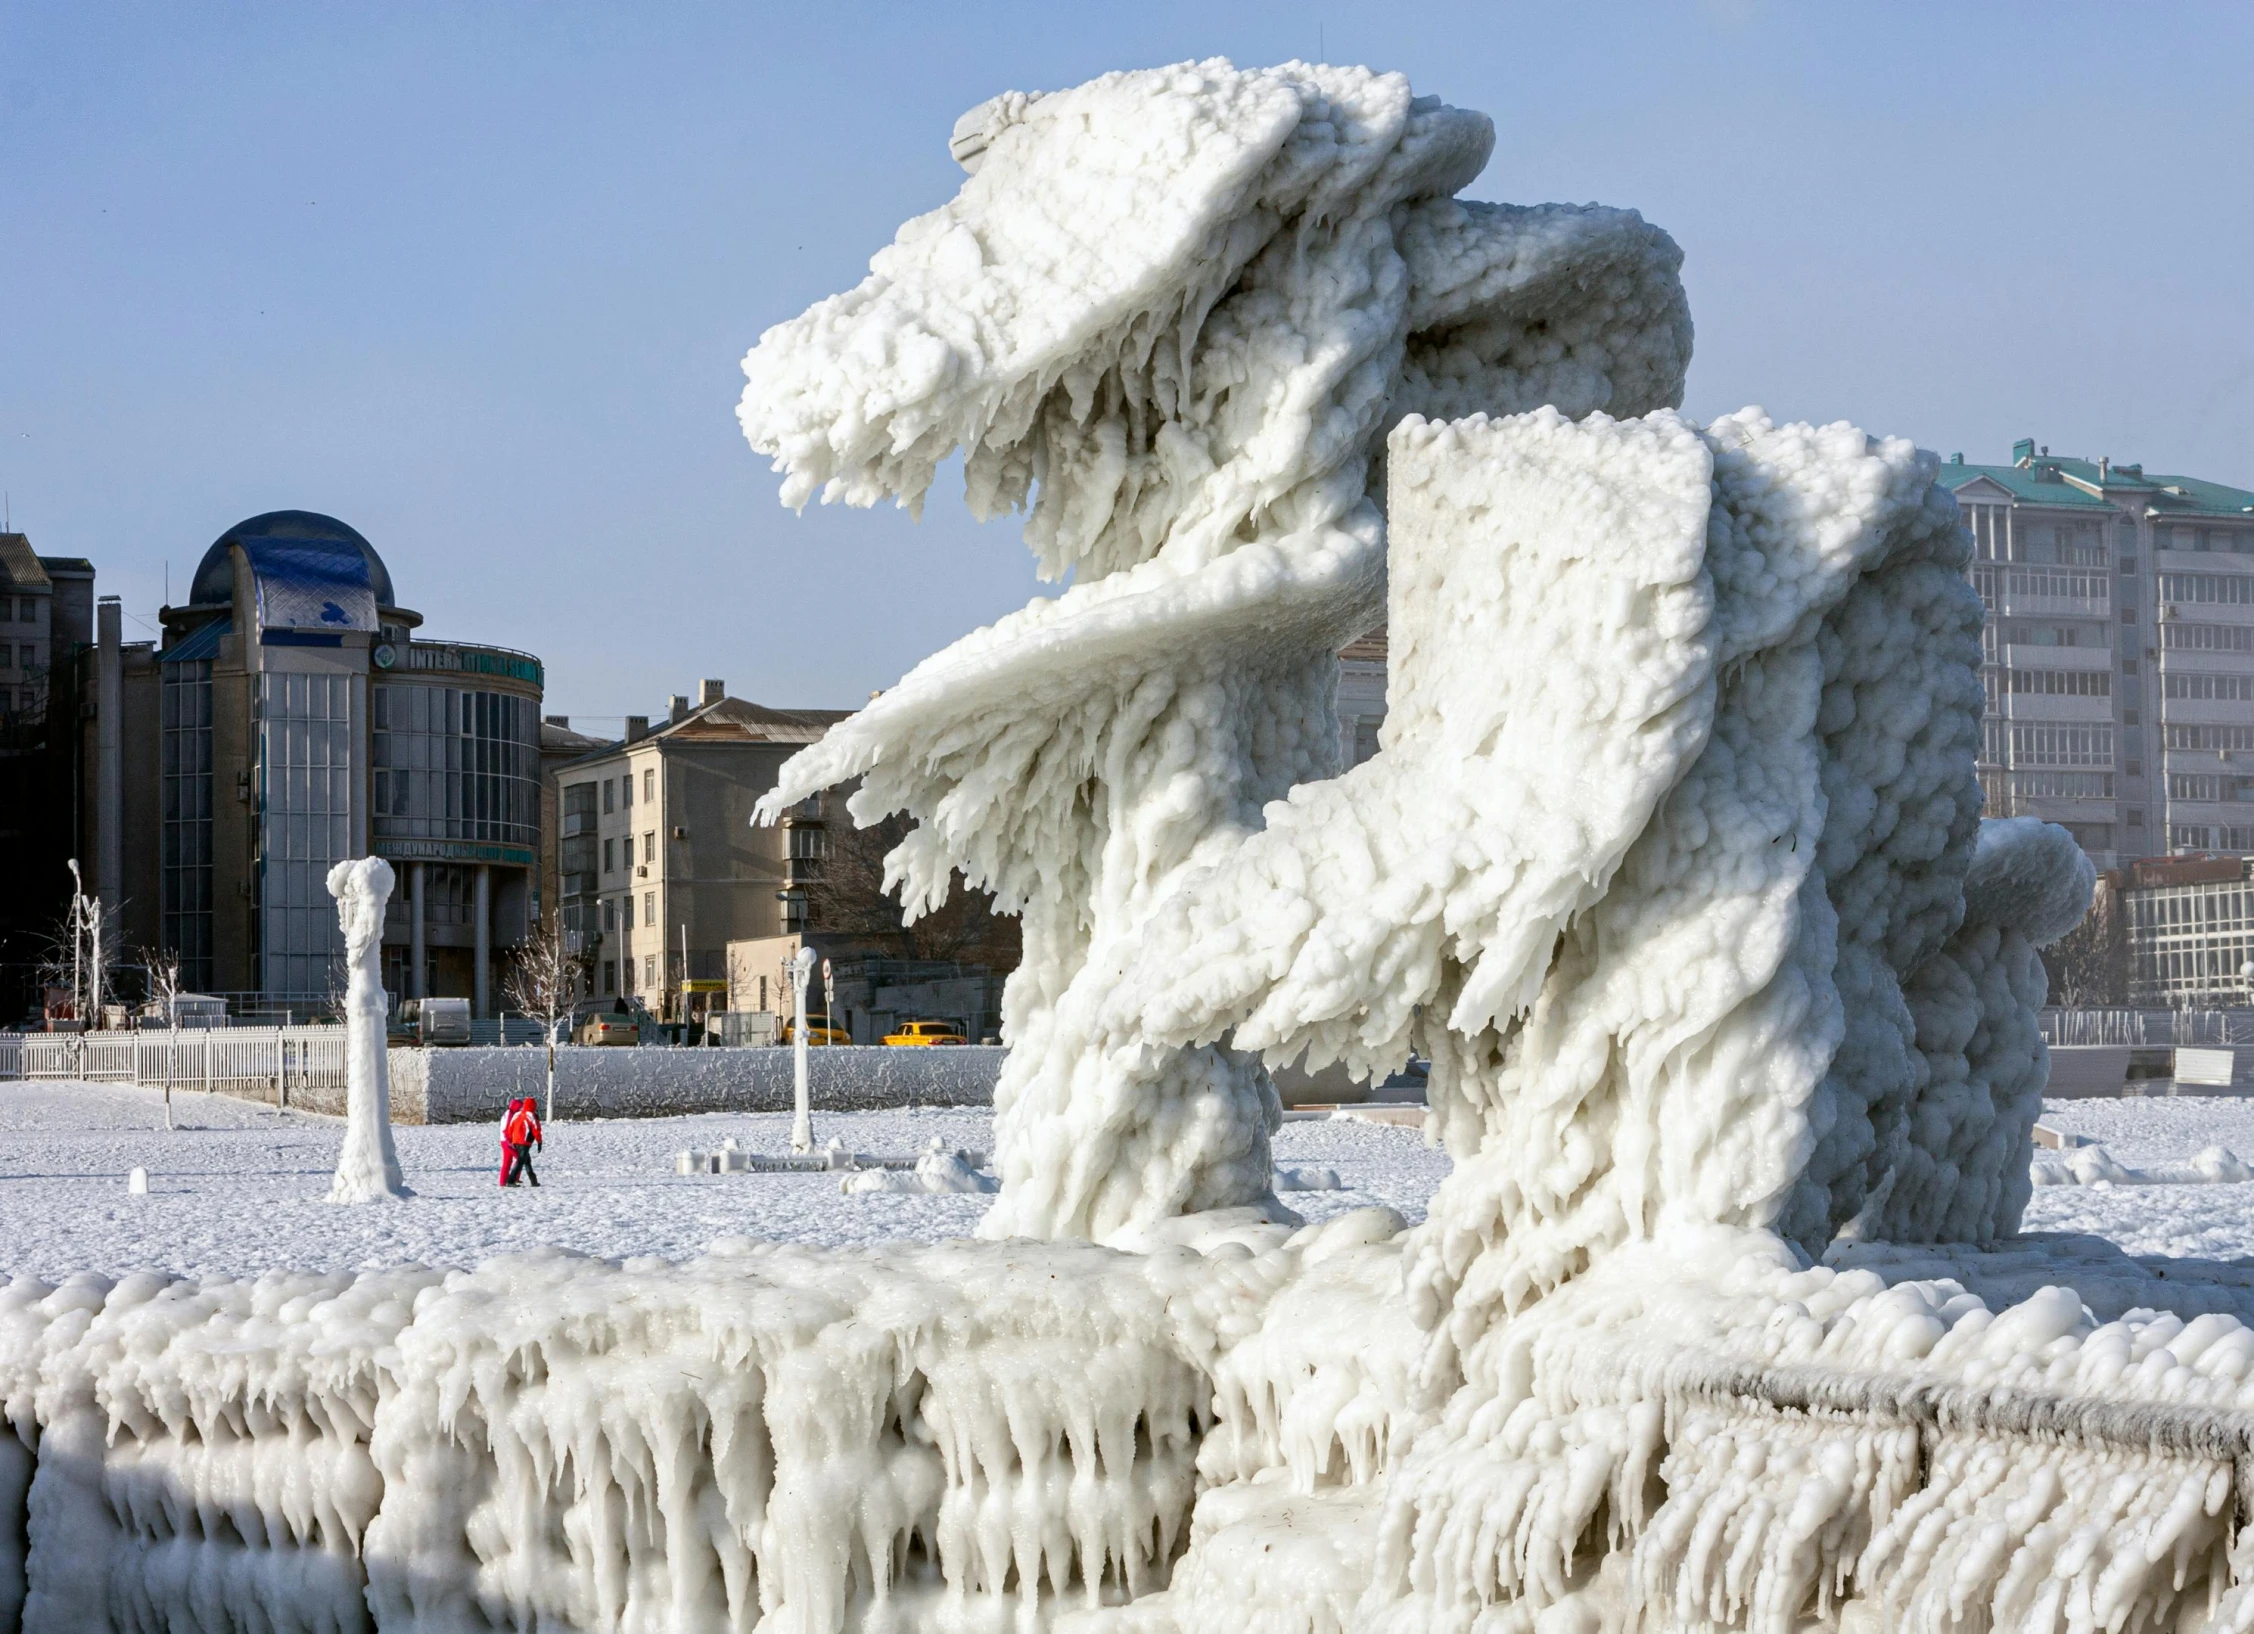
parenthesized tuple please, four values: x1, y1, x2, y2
(1937, 450, 2254, 517)
(1934, 462, 2115, 508)
(2139, 472, 2254, 516)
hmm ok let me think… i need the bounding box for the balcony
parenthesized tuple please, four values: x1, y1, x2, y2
(1974, 566, 2111, 619)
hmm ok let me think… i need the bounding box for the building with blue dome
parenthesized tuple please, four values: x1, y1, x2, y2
(146, 510, 547, 1013)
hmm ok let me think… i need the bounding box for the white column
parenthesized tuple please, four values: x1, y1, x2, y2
(473, 864, 492, 1019)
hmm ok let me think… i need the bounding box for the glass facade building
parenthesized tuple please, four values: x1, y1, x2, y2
(153, 510, 543, 1014)
(372, 684, 541, 853)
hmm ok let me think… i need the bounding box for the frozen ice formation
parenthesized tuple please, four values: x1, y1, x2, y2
(326, 857, 408, 1204)
(746, 59, 1691, 1241)
(0, 55, 2172, 1634)
(2032, 1142, 2254, 1187)
(840, 1144, 1000, 1194)
(12, 1226, 2254, 1632)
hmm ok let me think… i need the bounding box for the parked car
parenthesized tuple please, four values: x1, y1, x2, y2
(397, 997, 472, 1047)
(882, 1019, 967, 1046)
(779, 1017, 850, 1047)
(574, 1010, 641, 1047)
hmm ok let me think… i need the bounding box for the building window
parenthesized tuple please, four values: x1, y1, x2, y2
(603, 778, 614, 814)
(2003, 724, 2113, 767)
(643, 768, 655, 802)
(602, 960, 616, 995)
(644, 890, 655, 923)
(2167, 726, 2254, 753)
(370, 684, 541, 850)
(2166, 674, 2254, 702)
(2159, 572, 2254, 606)
(2161, 623, 2254, 652)
(643, 830, 655, 863)
(622, 771, 631, 809)
(257, 670, 356, 998)
(603, 836, 614, 873)
(622, 894, 633, 929)
(644, 955, 656, 988)
(160, 657, 215, 991)
(601, 898, 614, 931)
(2000, 667, 2110, 697)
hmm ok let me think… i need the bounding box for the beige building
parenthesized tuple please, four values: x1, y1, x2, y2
(556, 684, 848, 1004)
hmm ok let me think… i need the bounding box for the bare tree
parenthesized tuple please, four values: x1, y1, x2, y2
(505, 916, 585, 1122)
(807, 812, 1022, 971)
(31, 863, 109, 1032)
(2043, 873, 2128, 1008)
(141, 946, 183, 1027)
(140, 947, 185, 1128)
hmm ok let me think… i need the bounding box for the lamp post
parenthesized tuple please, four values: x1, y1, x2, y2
(790, 945, 817, 1153)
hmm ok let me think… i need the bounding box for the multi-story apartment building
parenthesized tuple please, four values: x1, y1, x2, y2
(556, 685, 848, 1005)
(1939, 441, 2254, 873)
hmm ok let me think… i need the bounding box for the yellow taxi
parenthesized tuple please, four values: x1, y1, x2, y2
(780, 1017, 851, 1047)
(882, 1019, 968, 1046)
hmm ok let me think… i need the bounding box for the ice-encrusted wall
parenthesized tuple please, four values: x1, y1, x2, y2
(13, 1223, 2254, 1633)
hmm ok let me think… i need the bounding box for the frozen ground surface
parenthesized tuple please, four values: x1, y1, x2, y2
(2027, 1093, 2254, 1260)
(0, 1079, 1451, 1280)
(11, 1079, 2254, 1281)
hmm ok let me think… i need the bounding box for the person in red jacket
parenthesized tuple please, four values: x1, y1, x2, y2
(500, 1098, 543, 1188)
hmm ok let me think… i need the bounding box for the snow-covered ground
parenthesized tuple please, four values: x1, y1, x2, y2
(2024, 1093, 2254, 1261)
(0, 1080, 1452, 1281)
(12, 1078, 2254, 1281)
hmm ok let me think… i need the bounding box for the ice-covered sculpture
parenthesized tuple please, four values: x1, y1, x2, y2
(0, 58, 2193, 1634)
(746, 60, 1691, 1241)
(326, 856, 409, 1203)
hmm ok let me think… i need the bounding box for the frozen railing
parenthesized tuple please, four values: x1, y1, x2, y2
(0, 1027, 349, 1102)
(2041, 1007, 2254, 1046)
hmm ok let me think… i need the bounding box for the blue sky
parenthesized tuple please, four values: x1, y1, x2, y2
(3, 2, 2249, 725)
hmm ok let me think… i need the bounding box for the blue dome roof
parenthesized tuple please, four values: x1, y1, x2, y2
(188, 511, 395, 608)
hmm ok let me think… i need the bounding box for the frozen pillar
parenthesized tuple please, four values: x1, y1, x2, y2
(409, 863, 426, 1000)
(95, 597, 123, 953)
(473, 864, 491, 1019)
(327, 857, 409, 1202)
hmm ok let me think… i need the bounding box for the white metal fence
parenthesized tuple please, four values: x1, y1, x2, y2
(0, 1028, 349, 1104)
(2040, 1009, 2254, 1047)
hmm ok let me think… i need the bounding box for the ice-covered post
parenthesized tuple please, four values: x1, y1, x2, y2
(327, 857, 410, 1202)
(789, 945, 816, 1153)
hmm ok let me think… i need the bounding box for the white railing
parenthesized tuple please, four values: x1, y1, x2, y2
(0, 1027, 349, 1104)
(2041, 1008, 2254, 1047)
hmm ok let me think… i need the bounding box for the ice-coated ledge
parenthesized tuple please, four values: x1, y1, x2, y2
(371, 1044, 1006, 1123)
